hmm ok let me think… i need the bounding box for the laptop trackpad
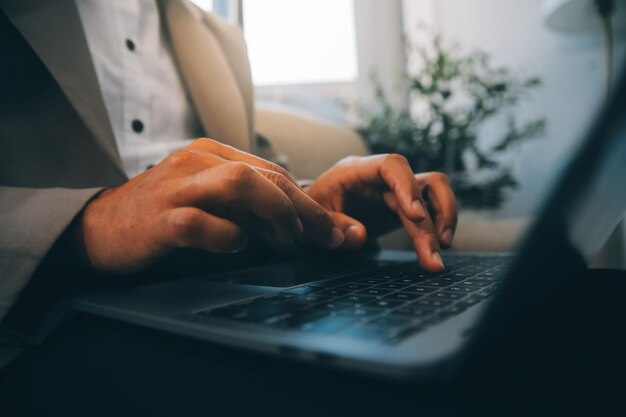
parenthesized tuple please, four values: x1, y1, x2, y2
(73, 279, 278, 318)
(197, 256, 399, 288)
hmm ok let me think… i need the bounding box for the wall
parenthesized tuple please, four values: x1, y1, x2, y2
(403, 0, 626, 219)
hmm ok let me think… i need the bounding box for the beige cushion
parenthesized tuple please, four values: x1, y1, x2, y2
(255, 105, 368, 179)
(378, 211, 530, 253)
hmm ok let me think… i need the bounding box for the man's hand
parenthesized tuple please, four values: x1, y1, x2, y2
(79, 139, 343, 273)
(307, 154, 458, 272)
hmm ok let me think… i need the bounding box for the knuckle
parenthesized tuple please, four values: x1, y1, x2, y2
(337, 155, 361, 166)
(194, 137, 220, 150)
(385, 153, 408, 165)
(429, 171, 450, 184)
(168, 209, 201, 241)
(165, 150, 191, 167)
(223, 161, 254, 185)
(266, 170, 290, 190)
(273, 165, 291, 180)
(263, 159, 290, 177)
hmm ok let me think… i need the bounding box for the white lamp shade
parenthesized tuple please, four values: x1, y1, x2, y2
(542, 0, 626, 32)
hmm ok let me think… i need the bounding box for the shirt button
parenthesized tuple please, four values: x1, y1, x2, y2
(131, 119, 144, 133)
(126, 39, 136, 51)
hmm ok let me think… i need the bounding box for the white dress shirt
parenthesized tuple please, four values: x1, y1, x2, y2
(76, 0, 204, 178)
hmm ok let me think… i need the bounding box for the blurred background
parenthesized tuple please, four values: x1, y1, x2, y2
(192, 0, 626, 268)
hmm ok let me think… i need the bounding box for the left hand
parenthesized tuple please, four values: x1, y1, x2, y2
(306, 154, 457, 272)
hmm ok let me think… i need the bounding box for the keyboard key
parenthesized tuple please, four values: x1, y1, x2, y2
(356, 278, 387, 285)
(419, 279, 448, 288)
(376, 271, 408, 280)
(392, 277, 426, 285)
(336, 283, 371, 291)
(376, 282, 411, 290)
(365, 299, 406, 309)
(394, 306, 436, 317)
(458, 280, 490, 289)
(334, 294, 376, 305)
(423, 278, 456, 287)
(414, 298, 453, 308)
(404, 286, 438, 295)
(316, 288, 352, 297)
(290, 294, 332, 304)
(438, 277, 468, 285)
(445, 286, 475, 293)
(356, 288, 393, 297)
(439, 272, 473, 281)
(383, 292, 422, 302)
(430, 291, 464, 301)
(472, 275, 501, 282)
(475, 286, 497, 298)
(457, 296, 483, 307)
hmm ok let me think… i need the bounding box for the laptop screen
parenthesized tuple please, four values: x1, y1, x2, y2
(530, 59, 626, 264)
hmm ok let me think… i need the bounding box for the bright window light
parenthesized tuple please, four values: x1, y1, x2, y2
(243, 0, 358, 86)
(191, 0, 213, 12)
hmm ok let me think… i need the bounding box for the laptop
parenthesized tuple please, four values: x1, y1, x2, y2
(72, 61, 626, 380)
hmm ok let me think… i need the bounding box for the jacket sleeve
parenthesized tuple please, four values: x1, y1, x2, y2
(0, 186, 103, 325)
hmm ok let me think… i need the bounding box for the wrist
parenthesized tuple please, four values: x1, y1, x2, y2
(64, 188, 111, 270)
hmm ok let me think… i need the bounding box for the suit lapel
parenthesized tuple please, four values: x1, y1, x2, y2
(1, 0, 126, 177)
(159, 0, 252, 152)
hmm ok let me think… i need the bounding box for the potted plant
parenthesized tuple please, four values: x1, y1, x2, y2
(359, 33, 546, 210)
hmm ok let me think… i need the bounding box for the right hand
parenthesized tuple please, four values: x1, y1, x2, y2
(78, 138, 344, 274)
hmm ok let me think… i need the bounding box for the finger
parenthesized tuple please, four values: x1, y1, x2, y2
(415, 172, 458, 247)
(188, 138, 300, 187)
(163, 207, 248, 253)
(328, 212, 367, 250)
(392, 195, 444, 272)
(336, 154, 426, 222)
(256, 168, 344, 249)
(178, 162, 302, 241)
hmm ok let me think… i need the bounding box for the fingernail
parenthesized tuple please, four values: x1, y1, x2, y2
(330, 227, 345, 248)
(412, 200, 426, 218)
(441, 228, 453, 246)
(296, 218, 304, 236)
(345, 225, 360, 240)
(432, 251, 444, 269)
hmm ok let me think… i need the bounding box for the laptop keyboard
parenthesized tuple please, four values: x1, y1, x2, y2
(196, 255, 511, 345)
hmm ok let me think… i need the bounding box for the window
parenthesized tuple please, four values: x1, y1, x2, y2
(242, 0, 358, 86)
(191, 0, 213, 12)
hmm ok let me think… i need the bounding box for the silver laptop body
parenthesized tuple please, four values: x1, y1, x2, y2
(73, 64, 626, 380)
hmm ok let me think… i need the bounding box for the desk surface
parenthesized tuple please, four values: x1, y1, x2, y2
(1, 310, 625, 417)
(1, 269, 625, 416)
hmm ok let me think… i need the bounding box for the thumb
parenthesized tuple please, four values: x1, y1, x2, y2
(328, 212, 367, 250)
